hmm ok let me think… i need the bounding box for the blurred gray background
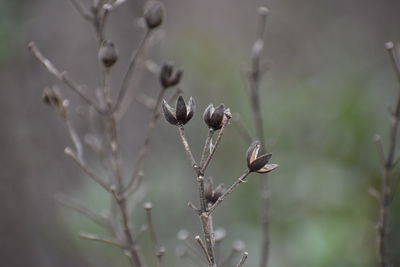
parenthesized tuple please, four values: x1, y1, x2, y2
(1, 0, 400, 266)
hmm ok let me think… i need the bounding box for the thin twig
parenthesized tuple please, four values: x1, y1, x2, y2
(236, 252, 249, 267)
(200, 129, 214, 168)
(377, 41, 400, 267)
(195, 235, 212, 265)
(114, 30, 151, 112)
(69, 0, 93, 20)
(144, 202, 165, 267)
(64, 147, 111, 191)
(28, 42, 104, 114)
(199, 214, 216, 267)
(55, 194, 110, 228)
(63, 102, 84, 163)
(207, 169, 251, 214)
(144, 202, 159, 248)
(374, 135, 386, 166)
(245, 7, 271, 267)
(233, 115, 253, 145)
(124, 88, 166, 197)
(79, 232, 126, 248)
(201, 117, 231, 174)
(178, 126, 199, 171)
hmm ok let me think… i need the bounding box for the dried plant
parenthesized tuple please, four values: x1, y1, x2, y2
(29, 1, 279, 267)
(242, 7, 273, 267)
(373, 41, 400, 267)
(29, 0, 174, 266)
(161, 96, 278, 267)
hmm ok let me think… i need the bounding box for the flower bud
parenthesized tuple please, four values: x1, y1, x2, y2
(98, 40, 118, 68)
(144, 1, 164, 30)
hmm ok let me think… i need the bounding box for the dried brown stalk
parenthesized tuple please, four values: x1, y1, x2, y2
(29, 1, 168, 267)
(376, 41, 400, 267)
(244, 6, 271, 267)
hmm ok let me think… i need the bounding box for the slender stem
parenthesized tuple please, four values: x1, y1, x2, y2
(102, 66, 142, 267)
(200, 213, 216, 267)
(195, 235, 212, 265)
(114, 30, 151, 113)
(79, 232, 126, 248)
(377, 42, 400, 267)
(124, 88, 165, 197)
(207, 169, 251, 214)
(200, 129, 214, 168)
(144, 203, 158, 246)
(201, 118, 231, 174)
(178, 126, 198, 171)
(177, 126, 217, 267)
(236, 252, 249, 267)
(64, 147, 111, 191)
(69, 0, 93, 20)
(246, 7, 270, 267)
(144, 203, 164, 267)
(28, 42, 104, 114)
(63, 105, 85, 163)
(56, 194, 110, 228)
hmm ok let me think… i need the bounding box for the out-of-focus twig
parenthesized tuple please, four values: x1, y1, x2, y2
(28, 42, 104, 114)
(376, 41, 400, 267)
(244, 7, 271, 267)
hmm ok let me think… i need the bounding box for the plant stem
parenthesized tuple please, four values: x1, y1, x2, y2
(377, 42, 400, 267)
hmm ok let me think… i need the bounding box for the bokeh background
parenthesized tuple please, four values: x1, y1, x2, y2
(1, 0, 400, 266)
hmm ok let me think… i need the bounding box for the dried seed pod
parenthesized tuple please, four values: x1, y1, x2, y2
(98, 40, 118, 68)
(144, 1, 164, 30)
(159, 62, 182, 88)
(162, 96, 195, 126)
(203, 104, 228, 130)
(246, 140, 278, 173)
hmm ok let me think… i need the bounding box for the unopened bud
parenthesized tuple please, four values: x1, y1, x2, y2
(144, 1, 164, 30)
(99, 40, 118, 68)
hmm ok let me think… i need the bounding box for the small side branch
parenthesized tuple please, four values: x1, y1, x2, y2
(79, 232, 126, 249)
(201, 117, 231, 173)
(178, 126, 199, 172)
(64, 147, 111, 192)
(207, 169, 251, 214)
(195, 235, 212, 265)
(69, 0, 93, 20)
(376, 41, 400, 267)
(236, 252, 249, 267)
(56, 194, 110, 228)
(28, 42, 104, 114)
(114, 30, 151, 112)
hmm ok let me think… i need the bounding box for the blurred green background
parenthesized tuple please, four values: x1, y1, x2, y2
(1, 0, 400, 267)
